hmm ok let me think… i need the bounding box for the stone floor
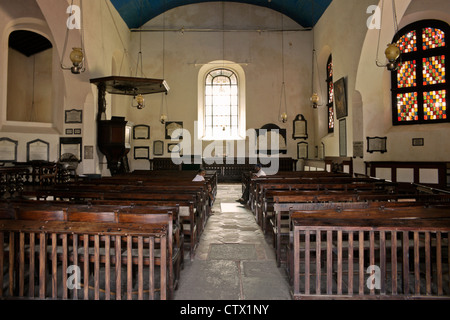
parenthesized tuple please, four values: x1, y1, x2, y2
(173, 183, 292, 300)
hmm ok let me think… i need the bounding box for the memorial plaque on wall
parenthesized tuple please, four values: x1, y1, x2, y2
(353, 141, 363, 158)
(27, 139, 49, 162)
(0, 137, 18, 162)
(65, 109, 83, 123)
(133, 124, 150, 140)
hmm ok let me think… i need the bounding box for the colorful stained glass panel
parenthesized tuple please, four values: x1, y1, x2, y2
(397, 60, 417, 88)
(328, 106, 334, 129)
(423, 90, 447, 120)
(423, 55, 445, 86)
(327, 61, 333, 78)
(422, 28, 445, 50)
(328, 81, 334, 104)
(397, 92, 418, 121)
(397, 31, 417, 53)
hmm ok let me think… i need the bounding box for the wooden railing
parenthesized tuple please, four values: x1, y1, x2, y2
(0, 219, 168, 300)
(291, 210, 450, 299)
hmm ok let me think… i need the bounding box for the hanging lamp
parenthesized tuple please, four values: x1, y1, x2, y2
(375, 0, 401, 71)
(61, 0, 86, 74)
(278, 13, 288, 123)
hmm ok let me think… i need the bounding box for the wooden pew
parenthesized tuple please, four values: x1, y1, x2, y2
(289, 206, 450, 299)
(271, 192, 450, 267)
(0, 202, 179, 300)
(20, 188, 205, 260)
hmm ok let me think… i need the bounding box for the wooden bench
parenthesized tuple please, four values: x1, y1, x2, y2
(290, 206, 450, 299)
(0, 202, 180, 300)
(271, 193, 450, 267)
(20, 188, 205, 260)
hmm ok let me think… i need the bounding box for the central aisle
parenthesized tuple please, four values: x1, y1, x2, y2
(173, 183, 292, 300)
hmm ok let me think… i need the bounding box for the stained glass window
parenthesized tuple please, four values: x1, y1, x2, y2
(397, 92, 418, 121)
(423, 28, 445, 50)
(391, 20, 449, 125)
(422, 55, 445, 85)
(326, 55, 334, 133)
(204, 68, 239, 139)
(398, 31, 417, 53)
(423, 90, 447, 120)
(397, 60, 417, 88)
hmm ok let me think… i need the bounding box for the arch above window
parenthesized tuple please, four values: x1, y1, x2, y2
(391, 19, 449, 125)
(197, 61, 246, 140)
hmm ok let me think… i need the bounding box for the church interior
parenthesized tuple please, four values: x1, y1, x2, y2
(0, 0, 450, 302)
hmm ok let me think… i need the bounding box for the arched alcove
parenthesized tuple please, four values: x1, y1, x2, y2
(7, 30, 53, 123)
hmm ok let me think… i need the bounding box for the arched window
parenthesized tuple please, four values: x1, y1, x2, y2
(391, 20, 449, 125)
(326, 54, 334, 133)
(198, 62, 246, 141)
(205, 68, 238, 139)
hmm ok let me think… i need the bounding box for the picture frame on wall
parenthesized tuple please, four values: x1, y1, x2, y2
(59, 137, 82, 161)
(334, 77, 347, 119)
(165, 121, 183, 140)
(27, 139, 49, 162)
(65, 109, 83, 123)
(297, 141, 308, 159)
(339, 119, 347, 157)
(292, 114, 308, 140)
(153, 140, 164, 156)
(167, 143, 180, 153)
(134, 146, 150, 159)
(366, 136, 387, 153)
(0, 137, 18, 162)
(133, 124, 150, 140)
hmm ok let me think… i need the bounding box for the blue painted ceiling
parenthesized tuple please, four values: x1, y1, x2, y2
(109, 0, 332, 29)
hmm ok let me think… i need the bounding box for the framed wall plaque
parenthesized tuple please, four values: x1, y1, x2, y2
(134, 146, 150, 159)
(297, 141, 308, 159)
(412, 138, 424, 146)
(165, 121, 183, 140)
(84, 146, 94, 160)
(133, 124, 150, 140)
(167, 143, 180, 153)
(292, 114, 308, 139)
(0, 137, 18, 162)
(256, 123, 287, 155)
(367, 136, 387, 153)
(59, 137, 82, 161)
(65, 109, 83, 123)
(27, 139, 50, 162)
(153, 140, 164, 156)
(339, 119, 347, 157)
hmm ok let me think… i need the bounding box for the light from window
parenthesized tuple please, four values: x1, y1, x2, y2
(204, 68, 239, 139)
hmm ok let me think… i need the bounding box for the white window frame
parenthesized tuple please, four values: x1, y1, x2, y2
(197, 60, 246, 141)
